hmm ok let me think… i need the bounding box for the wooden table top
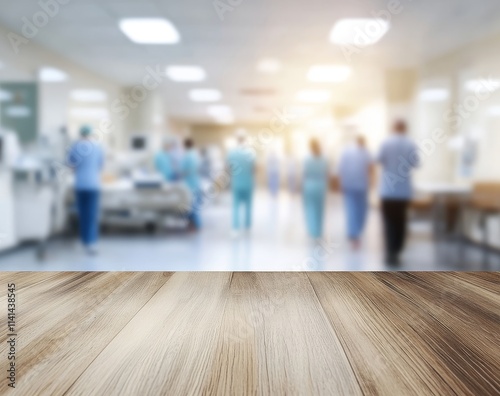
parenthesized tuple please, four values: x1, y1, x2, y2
(0, 272, 498, 395)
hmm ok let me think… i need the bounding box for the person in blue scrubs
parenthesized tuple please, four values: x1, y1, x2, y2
(267, 152, 280, 198)
(338, 135, 373, 249)
(67, 125, 104, 255)
(378, 120, 420, 265)
(302, 138, 328, 240)
(154, 138, 177, 182)
(227, 131, 256, 236)
(181, 138, 202, 230)
(287, 156, 299, 195)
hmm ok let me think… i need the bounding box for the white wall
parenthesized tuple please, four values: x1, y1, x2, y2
(419, 31, 500, 183)
(0, 23, 124, 149)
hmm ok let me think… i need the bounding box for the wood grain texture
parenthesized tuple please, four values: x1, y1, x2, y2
(206, 273, 362, 395)
(0, 272, 498, 395)
(0, 272, 171, 395)
(307, 272, 500, 396)
(67, 272, 233, 395)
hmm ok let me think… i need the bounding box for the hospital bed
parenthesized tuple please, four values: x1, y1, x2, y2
(67, 176, 193, 232)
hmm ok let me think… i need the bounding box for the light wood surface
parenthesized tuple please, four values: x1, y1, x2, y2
(0, 272, 498, 395)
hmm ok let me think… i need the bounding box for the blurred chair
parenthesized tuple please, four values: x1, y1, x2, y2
(410, 194, 433, 218)
(460, 182, 500, 266)
(415, 183, 471, 240)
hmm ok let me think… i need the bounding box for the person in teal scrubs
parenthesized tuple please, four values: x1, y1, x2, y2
(181, 138, 201, 230)
(302, 138, 328, 240)
(154, 138, 177, 182)
(227, 131, 256, 235)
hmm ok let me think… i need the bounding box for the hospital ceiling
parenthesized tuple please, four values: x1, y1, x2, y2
(1, 0, 500, 124)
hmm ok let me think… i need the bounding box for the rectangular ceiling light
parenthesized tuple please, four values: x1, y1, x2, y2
(207, 105, 232, 117)
(0, 61, 4, 69)
(39, 67, 68, 82)
(257, 58, 281, 73)
(465, 79, 500, 92)
(214, 114, 234, 124)
(166, 66, 206, 82)
(119, 18, 180, 44)
(418, 88, 449, 102)
(208, 105, 234, 123)
(307, 65, 351, 83)
(330, 19, 390, 46)
(308, 117, 335, 128)
(296, 89, 331, 103)
(288, 105, 315, 117)
(189, 89, 222, 102)
(70, 107, 110, 119)
(70, 89, 107, 102)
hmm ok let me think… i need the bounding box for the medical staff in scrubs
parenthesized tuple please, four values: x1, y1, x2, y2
(181, 138, 202, 230)
(267, 151, 280, 197)
(227, 131, 256, 236)
(155, 138, 177, 181)
(287, 156, 299, 194)
(338, 135, 373, 249)
(378, 120, 420, 265)
(67, 125, 104, 255)
(302, 138, 328, 240)
(200, 147, 212, 180)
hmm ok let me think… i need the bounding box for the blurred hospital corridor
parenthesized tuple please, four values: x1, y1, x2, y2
(1, 0, 500, 270)
(0, 190, 498, 271)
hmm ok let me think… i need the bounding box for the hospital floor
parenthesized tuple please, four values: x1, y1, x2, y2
(0, 191, 498, 271)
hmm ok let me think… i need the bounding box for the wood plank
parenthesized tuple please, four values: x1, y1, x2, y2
(308, 272, 500, 396)
(205, 272, 362, 395)
(0, 272, 63, 292)
(66, 272, 233, 395)
(0, 272, 497, 394)
(0, 272, 64, 308)
(0, 272, 171, 395)
(373, 273, 500, 391)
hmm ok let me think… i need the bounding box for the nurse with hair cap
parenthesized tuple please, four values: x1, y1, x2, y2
(302, 138, 328, 240)
(67, 125, 105, 255)
(227, 129, 256, 237)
